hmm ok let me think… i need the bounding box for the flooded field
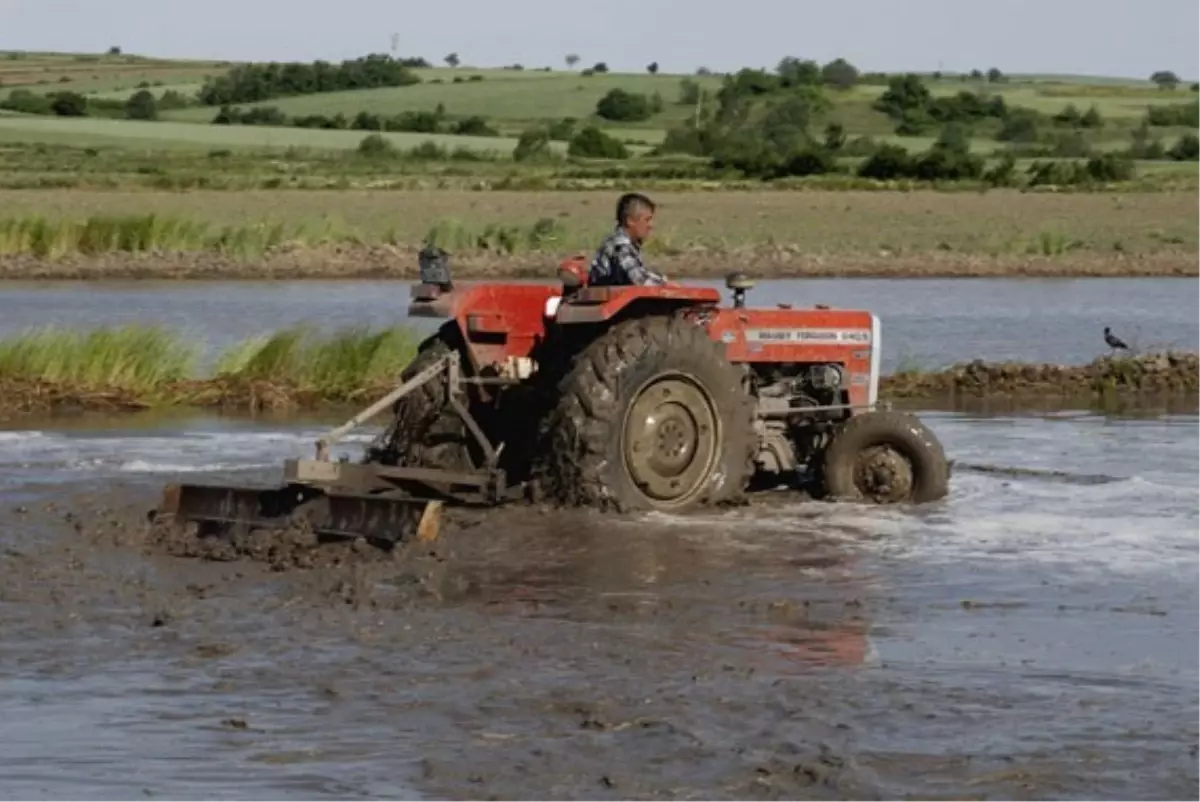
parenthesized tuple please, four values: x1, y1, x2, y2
(1, 276, 1197, 373)
(1, 408, 1196, 799)
(1, 275, 1196, 798)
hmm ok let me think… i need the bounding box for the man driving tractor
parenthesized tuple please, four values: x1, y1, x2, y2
(588, 192, 668, 287)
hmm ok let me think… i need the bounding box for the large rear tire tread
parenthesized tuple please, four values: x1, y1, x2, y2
(822, 410, 949, 504)
(541, 314, 757, 513)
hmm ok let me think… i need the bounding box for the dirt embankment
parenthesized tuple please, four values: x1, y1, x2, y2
(1, 245, 1197, 280)
(2, 353, 1196, 420)
(882, 352, 1199, 401)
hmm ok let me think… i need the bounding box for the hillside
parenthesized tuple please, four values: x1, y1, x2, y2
(0, 50, 1195, 188)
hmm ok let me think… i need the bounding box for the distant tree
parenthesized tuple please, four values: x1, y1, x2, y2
(986, 67, 1005, 83)
(820, 57, 859, 90)
(678, 78, 701, 105)
(197, 55, 421, 106)
(1150, 70, 1180, 89)
(776, 56, 821, 87)
(1079, 104, 1103, 128)
(696, 66, 712, 76)
(1192, 82, 1199, 92)
(565, 53, 580, 69)
(568, 125, 628, 158)
(591, 61, 609, 73)
(647, 61, 659, 75)
(444, 52, 460, 68)
(934, 122, 971, 154)
(823, 122, 846, 151)
(932, 70, 943, 80)
(969, 69, 984, 80)
(595, 88, 653, 121)
(873, 73, 932, 120)
(1053, 103, 1083, 126)
(125, 89, 157, 120)
(996, 109, 1041, 142)
(107, 46, 121, 56)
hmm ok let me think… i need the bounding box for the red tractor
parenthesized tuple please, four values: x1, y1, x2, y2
(155, 251, 949, 545)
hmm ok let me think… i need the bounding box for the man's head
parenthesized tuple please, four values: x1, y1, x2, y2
(616, 192, 655, 243)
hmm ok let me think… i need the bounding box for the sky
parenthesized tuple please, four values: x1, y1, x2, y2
(1, 0, 1196, 80)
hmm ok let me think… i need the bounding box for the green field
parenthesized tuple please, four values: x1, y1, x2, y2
(164, 71, 721, 128)
(0, 114, 530, 153)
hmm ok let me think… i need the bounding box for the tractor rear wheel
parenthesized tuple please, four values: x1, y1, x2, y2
(543, 314, 757, 513)
(366, 323, 479, 471)
(821, 410, 949, 504)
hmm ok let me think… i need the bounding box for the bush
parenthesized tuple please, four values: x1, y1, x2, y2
(452, 115, 499, 136)
(546, 117, 577, 141)
(776, 147, 838, 177)
(1145, 101, 1199, 127)
(1044, 130, 1092, 157)
(568, 126, 629, 158)
(912, 144, 983, 181)
(513, 127, 553, 162)
(50, 91, 88, 116)
(125, 89, 157, 120)
(357, 133, 398, 159)
(858, 144, 914, 179)
(997, 110, 1041, 142)
(0, 89, 52, 115)
(1026, 153, 1135, 186)
(1168, 133, 1199, 161)
(983, 152, 1017, 187)
(657, 124, 710, 156)
(157, 90, 191, 110)
(595, 88, 653, 121)
(856, 131, 984, 183)
(409, 141, 447, 160)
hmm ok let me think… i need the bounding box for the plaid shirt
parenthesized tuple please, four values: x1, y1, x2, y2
(588, 226, 666, 286)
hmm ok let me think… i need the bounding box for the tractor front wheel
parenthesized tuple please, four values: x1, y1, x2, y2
(821, 410, 949, 504)
(543, 314, 757, 513)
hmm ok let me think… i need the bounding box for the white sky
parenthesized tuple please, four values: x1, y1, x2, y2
(1, 0, 1196, 79)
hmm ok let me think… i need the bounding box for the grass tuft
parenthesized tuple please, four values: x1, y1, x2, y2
(0, 324, 199, 391)
(0, 323, 423, 414)
(213, 324, 421, 396)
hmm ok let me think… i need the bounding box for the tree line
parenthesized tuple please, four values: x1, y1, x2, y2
(196, 54, 425, 106)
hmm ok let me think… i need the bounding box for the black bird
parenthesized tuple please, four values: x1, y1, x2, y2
(1104, 326, 1129, 351)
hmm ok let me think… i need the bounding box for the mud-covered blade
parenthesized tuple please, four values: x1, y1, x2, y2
(155, 482, 440, 545)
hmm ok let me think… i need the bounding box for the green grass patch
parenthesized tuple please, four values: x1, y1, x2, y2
(0, 324, 422, 407)
(213, 325, 421, 396)
(0, 325, 199, 392)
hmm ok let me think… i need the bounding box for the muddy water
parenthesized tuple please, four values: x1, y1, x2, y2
(0, 409, 1196, 799)
(1, 277, 1197, 372)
